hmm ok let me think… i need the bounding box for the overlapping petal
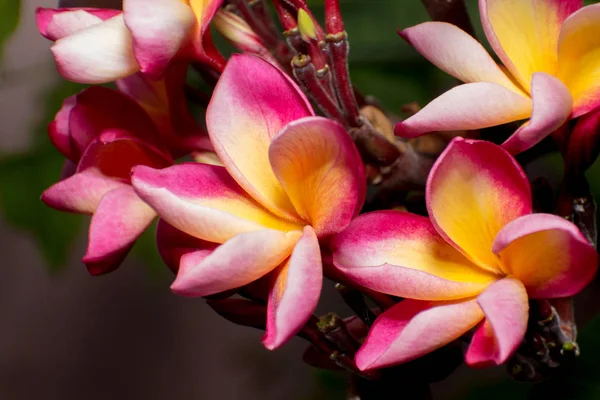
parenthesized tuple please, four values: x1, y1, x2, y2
(465, 278, 528, 366)
(355, 299, 484, 370)
(479, 0, 582, 91)
(501, 73, 572, 154)
(269, 117, 365, 237)
(131, 163, 303, 244)
(51, 14, 138, 84)
(263, 226, 322, 349)
(36, 7, 120, 41)
(493, 213, 598, 298)
(83, 186, 156, 275)
(427, 138, 532, 273)
(399, 21, 522, 94)
(207, 54, 313, 220)
(48, 94, 77, 160)
(123, 0, 196, 79)
(331, 211, 497, 300)
(394, 83, 532, 138)
(557, 3, 600, 117)
(170, 229, 302, 297)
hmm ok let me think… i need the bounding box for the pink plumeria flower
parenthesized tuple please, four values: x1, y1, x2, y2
(42, 85, 182, 275)
(131, 54, 366, 349)
(332, 138, 598, 370)
(36, 0, 223, 84)
(395, 0, 600, 154)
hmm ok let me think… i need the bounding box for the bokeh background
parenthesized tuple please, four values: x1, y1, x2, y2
(3, 0, 600, 399)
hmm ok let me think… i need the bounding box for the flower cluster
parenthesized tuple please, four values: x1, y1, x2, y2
(36, 0, 600, 392)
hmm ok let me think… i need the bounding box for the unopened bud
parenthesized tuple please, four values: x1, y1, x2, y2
(214, 10, 274, 61)
(297, 9, 317, 42)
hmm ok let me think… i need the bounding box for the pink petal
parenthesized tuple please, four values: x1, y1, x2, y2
(502, 73, 573, 155)
(123, 0, 195, 79)
(51, 14, 139, 84)
(355, 298, 484, 370)
(171, 229, 302, 297)
(263, 226, 322, 349)
(207, 54, 313, 220)
(493, 213, 598, 298)
(83, 186, 156, 275)
(558, 3, 600, 117)
(331, 211, 496, 300)
(41, 168, 128, 214)
(131, 163, 303, 244)
(68, 86, 161, 156)
(465, 277, 528, 366)
(156, 219, 218, 274)
(399, 21, 522, 93)
(394, 82, 532, 138)
(269, 116, 365, 237)
(48, 94, 77, 160)
(36, 7, 120, 41)
(427, 138, 532, 273)
(479, 0, 582, 91)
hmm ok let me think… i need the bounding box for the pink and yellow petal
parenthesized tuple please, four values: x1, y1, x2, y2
(83, 186, 156, 275)
(427, 138, 532, 273)
(207, 54, 313, 220)
(501, 73, 572, 155)
(493, 213, 598, 298)
(394, 82, 532, 138)
(171, 229, 302, 297)
(355, 298, 484, 370)
(465, 277, 528, 366)
(400, 21, 523, 94)
(479, 0, 582, 91)
(269, 117, 365, 237)
(131, 163, 303, 244)
(123, 0, 196, 79)
(51, 14, 139, 84)
(558, 3, 600, 117)
(331, 211, 497, 300)
(263, 226, 322, 349)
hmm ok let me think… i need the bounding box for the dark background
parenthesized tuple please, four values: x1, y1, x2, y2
(2, 0, 600, 398)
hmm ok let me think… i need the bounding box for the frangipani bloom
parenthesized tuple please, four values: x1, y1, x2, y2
(395, 0, 600, 154)
(131, 54, 365, 349)
(42, 84, 187, 275)
(332, 138, 597, 370)
(36, 0, 223, 83)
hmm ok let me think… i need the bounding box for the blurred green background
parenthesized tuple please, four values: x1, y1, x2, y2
(1, 0, 600, 399)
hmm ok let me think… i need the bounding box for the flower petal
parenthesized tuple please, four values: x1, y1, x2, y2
(171, 229, 302, 296)
(207, 54, 313, 219)
(427, 138, 532, 273)
(131, 163, 303, 244)
(465, 277, 528, 366)
(269, 117, 365, 237)
(123, 0, 195, 79)
(156, 219, 218, 273)
(37, 7, 120, 41)
(355, 299, 484, 370)
(331, 211, 497, 300)
(49, 94, 77, 160)
(479, 0, 582, 91)
(501, 72, 573, 154)
(558, 3, 600, 117)
(493, 213, 598, 298)
(400, 21, 522, 93)
(394, 82, 532, 138)
(51, 14, 139, 84)
(83, 186, 156, 275)
(263, 226, 322, 349)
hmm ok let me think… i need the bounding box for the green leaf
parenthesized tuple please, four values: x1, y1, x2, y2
(0, 0, 20, 63)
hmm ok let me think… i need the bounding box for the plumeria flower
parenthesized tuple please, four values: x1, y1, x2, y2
(41, 79, 203, 275)
(332, 138, 598, 370)
(36, 0, 223, 83)
(131, 54, 365, 349)
(395, 0, 600, 154)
